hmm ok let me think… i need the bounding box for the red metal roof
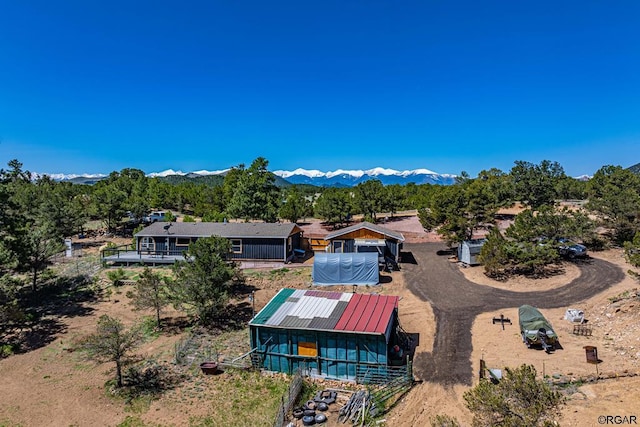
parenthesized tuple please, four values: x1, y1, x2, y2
(334, 294, 399, 334)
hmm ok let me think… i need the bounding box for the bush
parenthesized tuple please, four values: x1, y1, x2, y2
(107, 268, 127, 287)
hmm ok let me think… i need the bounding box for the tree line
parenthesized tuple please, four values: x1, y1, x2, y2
(416, 160, 640, 278)
(2, 156, 640, 289)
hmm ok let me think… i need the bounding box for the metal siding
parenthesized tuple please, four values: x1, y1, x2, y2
(231, 238, 285, 261)
(250, 288, 295, 325)
(307, 301, 348, 330)
(135, 221, 300, 238)
(265, 300, 299, 326)
(354, 295, 378, 332)
(335, 293, 399, 334)
(279, 315, 313, 329)
(365, 297, 397, 334)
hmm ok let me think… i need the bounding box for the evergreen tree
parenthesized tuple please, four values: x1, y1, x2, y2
(81, 315, 143, 388)
(168, 236, 240, 322)
(314, 187, 353, 226)
(586, 165, 640, 244)
(510, 160, 565, 210)
(127, 268, 168, 329)
(464, 364, 564, 427)
(227, 158, 280, 222)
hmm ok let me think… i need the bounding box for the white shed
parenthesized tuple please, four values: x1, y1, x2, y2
(458, 239, 486, 266)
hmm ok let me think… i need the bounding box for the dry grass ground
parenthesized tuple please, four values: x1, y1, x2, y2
(1, 215, 639, 426)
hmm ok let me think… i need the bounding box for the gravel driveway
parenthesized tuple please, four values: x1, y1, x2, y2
(402, 243, 626, 385)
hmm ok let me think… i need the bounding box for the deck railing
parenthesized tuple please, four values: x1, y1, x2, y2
(100, 244, 187, 260)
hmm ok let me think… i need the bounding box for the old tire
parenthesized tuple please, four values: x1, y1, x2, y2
(292, 408, 304, 419)
(315, 413, 327, 424)
(305, 400, 317, 410)
(303, 409, 316, 417)
(316, 402, 329, 412)
(302, 415, 316, 426)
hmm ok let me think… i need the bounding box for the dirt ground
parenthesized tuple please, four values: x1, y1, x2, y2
(1, 215, 639, 426)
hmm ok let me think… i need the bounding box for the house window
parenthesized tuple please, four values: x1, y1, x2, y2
(287, 237, 292, 252)
(333, 241, 343, 253)
(140, 237, 154, 252)
(230, 239, 242, 254)
(176, 238, 191, 246)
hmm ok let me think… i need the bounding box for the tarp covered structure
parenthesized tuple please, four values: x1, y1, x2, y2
(312, 252, 379, 286)
(518, 305, 558, 351)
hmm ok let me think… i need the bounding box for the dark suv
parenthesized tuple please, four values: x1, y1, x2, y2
(557, 238, 587, 258)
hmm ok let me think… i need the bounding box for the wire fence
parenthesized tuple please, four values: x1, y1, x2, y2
(51, 252, 102, 279)
(273, 366, 307, 427)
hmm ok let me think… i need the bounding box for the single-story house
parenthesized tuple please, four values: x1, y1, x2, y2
(249, 288, 410, 382)
(324, 222, 405, 269)
(101, 222, 303, 265)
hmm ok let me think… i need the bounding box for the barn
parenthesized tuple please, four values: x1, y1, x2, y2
(249, 288, 410, 382)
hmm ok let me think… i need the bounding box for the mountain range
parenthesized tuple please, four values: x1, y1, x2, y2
(43, 167, 458, 187)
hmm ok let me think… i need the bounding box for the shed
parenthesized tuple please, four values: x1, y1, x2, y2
(324, 222, 405, 269)
(458, 239, 486, 266)
(312, 253, 379, 286)
(249, 288, 404, 381)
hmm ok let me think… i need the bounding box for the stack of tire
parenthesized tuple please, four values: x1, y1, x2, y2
(291, 390, 337, 425)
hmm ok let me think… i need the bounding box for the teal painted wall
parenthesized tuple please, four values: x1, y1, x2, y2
(250, 326, 388, 381)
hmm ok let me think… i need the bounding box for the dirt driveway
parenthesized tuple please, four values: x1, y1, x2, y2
(402, 243, 626, 386)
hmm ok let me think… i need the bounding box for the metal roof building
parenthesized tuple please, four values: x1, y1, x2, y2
(249, 288, 405, 381)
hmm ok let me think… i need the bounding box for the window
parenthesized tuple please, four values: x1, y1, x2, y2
(230, 239, 242, 254)
(298, 341, 317, 357)
(140, 237, 154, 252)
(176, 238, 191, 246)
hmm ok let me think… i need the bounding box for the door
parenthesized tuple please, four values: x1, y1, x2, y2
(140, 237, 154, 253)
(333, 241, 343, 253)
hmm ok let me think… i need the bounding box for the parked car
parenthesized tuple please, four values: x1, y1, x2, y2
(557, 238, 587, 258)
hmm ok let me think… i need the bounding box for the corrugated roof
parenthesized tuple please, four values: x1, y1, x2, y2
(324, 221, 405, 242)
(333, 293, 399, 334)
(250, 288, 398, 335)
(135, 221, 301, 239)
(252, 288, 295, 325)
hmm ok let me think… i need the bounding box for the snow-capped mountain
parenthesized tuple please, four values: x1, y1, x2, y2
(272, 168, 457, 186)
(146, 169, 229, 178)
(40, 167, 457, 186)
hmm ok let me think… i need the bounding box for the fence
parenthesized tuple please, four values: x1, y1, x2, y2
(355, 359, 413, 385)
(52, 252, 102, 279)
(273, 366, 307, 427)
(271, 361, 414, 427)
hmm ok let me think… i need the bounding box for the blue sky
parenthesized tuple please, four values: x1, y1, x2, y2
(1, 1, 639, 177)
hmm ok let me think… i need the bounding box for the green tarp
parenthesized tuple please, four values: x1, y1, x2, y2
(518, 305, 557, 342)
